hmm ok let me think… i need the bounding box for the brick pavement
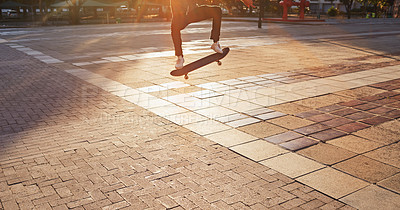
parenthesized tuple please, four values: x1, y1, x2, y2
(1, 21, 400, 209)
(0, 44, 356, 209)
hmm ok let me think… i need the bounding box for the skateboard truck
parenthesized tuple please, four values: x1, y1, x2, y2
(184, 59, 223, 79)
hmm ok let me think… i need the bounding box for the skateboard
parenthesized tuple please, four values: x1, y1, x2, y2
(170, 47, 230, 79)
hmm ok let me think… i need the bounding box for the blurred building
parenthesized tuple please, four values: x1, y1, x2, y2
(308, 0, 361, 13)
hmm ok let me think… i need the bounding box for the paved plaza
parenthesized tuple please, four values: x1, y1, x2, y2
(1, 20, 400, 209)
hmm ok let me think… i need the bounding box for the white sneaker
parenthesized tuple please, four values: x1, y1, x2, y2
(211, 42, 223, 54)
(175, 56, 184, 69)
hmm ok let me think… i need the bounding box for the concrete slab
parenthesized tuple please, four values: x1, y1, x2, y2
(297, 168, 369, 199)
(260, 153, 325, 178)
(328, 135, 383, 154)
(333, 155, 400, 183)
(230, 140, 288, 161)
(297, 143, 357, 165)
(205, 129, 258, 147)
(340, 185, 400, 210)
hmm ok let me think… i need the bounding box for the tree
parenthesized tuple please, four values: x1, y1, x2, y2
(366, 0, 394, 16)
(394, 0, 399, 17)
(0, 0, 3, 20)
(356, 0, 369, 17)
(67, 0, 84, 24)
(340, 0, 355, 18)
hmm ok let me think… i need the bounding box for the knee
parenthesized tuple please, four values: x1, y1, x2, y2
(214, 7, 222, 16)
(171, 25, 183, 37)
(217, 7, 222, 15)
(171, 19, 185, 32)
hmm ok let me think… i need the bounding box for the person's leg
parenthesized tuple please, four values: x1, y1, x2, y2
(171, 18, 186, 57)
(186, 6, 222, 43)
(171, 6, 223, 69)
(171, 17, 188, 69)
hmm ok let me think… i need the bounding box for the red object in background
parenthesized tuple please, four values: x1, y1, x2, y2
(279, 0, 293, 20)
(279, 0, 310, 20)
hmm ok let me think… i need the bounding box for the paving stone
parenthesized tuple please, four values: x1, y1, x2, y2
(280, 198, 306, 209)
(264, 131, 304, 144)
(331, 108, 358, 117)
(226, 117, 261, 128)
(299, 199, 326, 209)
(382, 109, 400, 119)
(295, 95, 349, 109)
(268, 116, 314, 130)
(242, 107, 274, 116)
(309, 129, 347, 142)
(365, 142, 400, 168)
(368, 79, 400, 91)
(387, 101, 400, 109)
(376, 119, 400, 133)
(269, 103, 312, 115)
(230, 140, 288, 161)
(149, 104, 188, 117)
(205, 129, 258, 147)
(279, 137, 319, 151)
(183, 120, 231, 136)
(216, 113, 248, 123)
(328, 135, 382, 154)
(319, 200, 346, 209)
(307, 114, 337, 122)
(333, 155, 400, 183)
(294, 124, 331, 135)
(378, 173, 400, 194)
(377, 91, 400, 98)
(335, 87, 386, 99)
(344, 112, 375, 121)
(190, 89, 223, 99)
(373, 98, 398, 105)
(359, 94, 386, 102)
(339, 100, 366, 107)
(354, 126, 400, 144)
(297, 168, 369, 199)
(254, 112, 287, 120)
(194, 106, 237, 119)
(368, 106, 395, 114)
(317, 104, 344, 112)
(353, 103, 380, 111)
(222, 101, 263, 113)
(335, 122, 370, 133)
(164, 112, 208, 125)
(238, 122, 288, 138)
(295, 110, 323, 119)
(340, 185, 400, 210)
(297, 143, 357, 165)
(360, 116, 392, 125)
(321, 117, 353, 127)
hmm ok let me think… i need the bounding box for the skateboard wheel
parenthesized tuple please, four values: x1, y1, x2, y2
(217, 61, 222, 65)
(184, 74, 189, 80)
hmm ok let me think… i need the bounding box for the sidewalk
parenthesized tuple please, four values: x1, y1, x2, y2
(1, 22, 400, 209)
(0, 43, 356, 210)
(223, 16, 400, 25)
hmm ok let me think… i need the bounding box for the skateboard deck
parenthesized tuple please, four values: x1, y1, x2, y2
(170, 47, 230, 79)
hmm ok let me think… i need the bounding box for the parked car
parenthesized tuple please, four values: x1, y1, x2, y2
(7, 10, 20, 18)
(221, 8, 229, 15)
